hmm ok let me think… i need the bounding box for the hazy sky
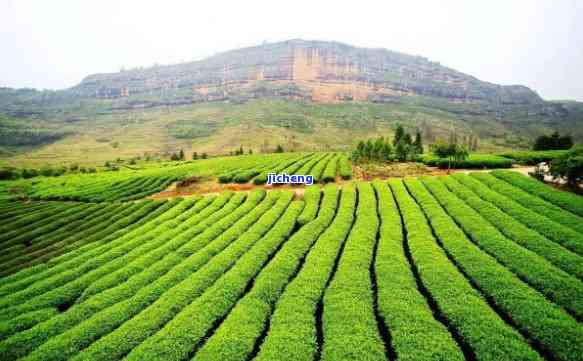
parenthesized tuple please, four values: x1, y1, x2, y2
(1, 0, 582, 101)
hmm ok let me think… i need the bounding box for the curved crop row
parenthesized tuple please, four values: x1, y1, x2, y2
(0, 203, 130, 275)
(492, 170, 583, 217)
(195, 184, 344, 361)
(0, 200, 169, 292)
(0, 192, 281, 360)
(73, 194, 301, 361)
(62, 191, 294, 361)
(421, 176, 583, 321)
(0, 202, 110, 254)
(498, 150, 568, 165)
(76, 192, 251, 302)
(28, 174, 178, 203)
(321, 154, 338, 183)
(253, 154, 314, 185)
(0, 202, 52, 223)
(448, 174, 583, 276)
(406, 177, 583, 361)
(217, 153, 302, 184)
(321, 182, 386, 361)
(373, 180, 462, 361)
(393, 179, 540, 361)
(309, 153, 334, 181)
(121, 198, 307, 361)
(0, 197, 204, 318)
(0, 203, 122, 275)
(297, 185, 322, 225)
(296, 153, 329, 176)
(0, 202, 76, 243)
(338, 154, 352, 180)
(422, 154, 513, 169)
(470, 172, 583, 234)
(0, 203, 97, 253)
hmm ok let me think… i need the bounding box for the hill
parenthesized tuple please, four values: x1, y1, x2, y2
(1, 39, 582, 166)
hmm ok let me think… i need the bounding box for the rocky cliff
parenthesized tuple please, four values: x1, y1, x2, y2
(71, 39, 542, 105)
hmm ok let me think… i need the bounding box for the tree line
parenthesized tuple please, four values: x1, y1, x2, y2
(351, 125, 423, 163)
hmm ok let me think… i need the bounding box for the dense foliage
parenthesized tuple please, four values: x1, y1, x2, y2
(351, 124, 422, 163)
(533, 131, 573, 151)
(0, 114, 69, 148)
(549, 145, 583, 189)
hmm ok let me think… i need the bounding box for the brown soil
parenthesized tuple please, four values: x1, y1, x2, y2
(150, 179, 311, 200)
(148, 164, 573, 199)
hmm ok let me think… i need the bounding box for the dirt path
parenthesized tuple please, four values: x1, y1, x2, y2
(150, 181, 309, 200)
(148, 166, 540, 200)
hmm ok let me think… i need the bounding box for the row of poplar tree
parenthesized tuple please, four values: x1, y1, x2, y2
(351, 125, 423, 162)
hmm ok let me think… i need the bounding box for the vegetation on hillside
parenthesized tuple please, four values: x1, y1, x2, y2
(533, 131, 573, 151)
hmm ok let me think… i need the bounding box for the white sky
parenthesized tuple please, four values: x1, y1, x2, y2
(1, 0, 582, 101)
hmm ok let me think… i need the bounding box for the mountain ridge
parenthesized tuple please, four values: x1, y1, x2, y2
(69, 39, 544, 106)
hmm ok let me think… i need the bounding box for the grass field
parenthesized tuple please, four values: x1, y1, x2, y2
(0, 99, 542, 168)
(0, 171, 581, 361)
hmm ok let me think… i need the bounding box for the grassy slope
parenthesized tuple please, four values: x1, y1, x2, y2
(0, 98, 563, 167)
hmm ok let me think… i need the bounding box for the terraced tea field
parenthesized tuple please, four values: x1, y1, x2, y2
(2, 152, 351, 202)
(0, 171, 582, 361)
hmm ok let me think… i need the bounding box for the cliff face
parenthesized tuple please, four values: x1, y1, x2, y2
(71, 39, 542, 105)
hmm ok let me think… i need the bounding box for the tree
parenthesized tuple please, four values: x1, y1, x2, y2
(431, 140, 450, 159)
(22, 168, 39, 179)
(275, 144, 285, 153)
(373, 137, 385, 160)
(452, 144, 469, 165)
(178, 149, 185, 161)
(201, 153, 208, 159)
(192, 152, 198, 160)
(352, 141, 365, 162)
(533, 131, 574, 150)
(0, 168, 17, 180)
(364, 140, 374, 159)
(448, 130, 458, 146)
(413, 130, 423, 154)
(393, 124, 405, 146)
(549, 145, 583, 190)
(382, 142, 393, 161)
(472, 136, 479, 151)
(431, 139, 468, 170)
(248, 149, 253, 155)
(558, 134, 574, 149)
(40, 166, 54, 177)
(395, 140, 409, 162)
